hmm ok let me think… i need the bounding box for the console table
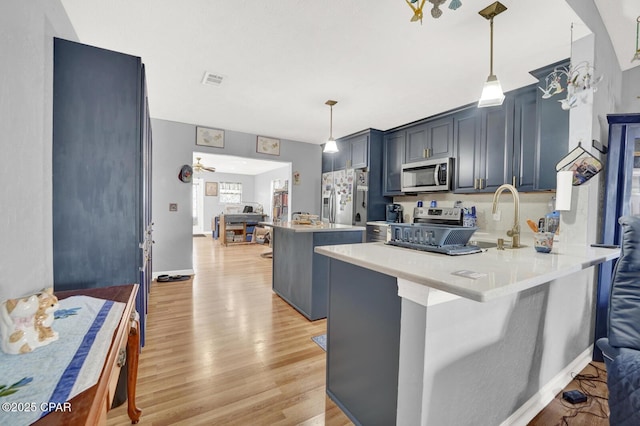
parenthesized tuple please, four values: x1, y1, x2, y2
(34, 284, 142, 425)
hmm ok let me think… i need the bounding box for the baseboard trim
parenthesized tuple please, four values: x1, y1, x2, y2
(500, 346, 594, 426)
(152, 269, 195, 280)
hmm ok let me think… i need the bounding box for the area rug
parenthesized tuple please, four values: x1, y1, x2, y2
(312, 334, 327, 352)
(156, 275, 191, 282)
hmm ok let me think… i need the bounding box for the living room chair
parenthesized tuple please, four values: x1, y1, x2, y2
(595, 215, 640, 425)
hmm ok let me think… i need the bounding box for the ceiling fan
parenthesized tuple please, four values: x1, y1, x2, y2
(193, 157, 216, 173)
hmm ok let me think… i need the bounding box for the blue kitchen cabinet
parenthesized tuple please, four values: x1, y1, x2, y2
(322, 131, 370, 171)
(404, 116, 453, 163)
(453, 107, 482, 192)
(52, 38, 152, 348)
(512, 87, 538, 191)
(453, 82, 560, 194)
(326, 259, 401, 425)
(383, 130, 405, 195)
(479, 101, 512, 192)
(529, 59, 570, 191)
(454, 101, 510, 193)
(349, 134, 369, 169)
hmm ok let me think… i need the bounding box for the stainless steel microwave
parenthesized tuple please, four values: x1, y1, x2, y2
(401, 157, 452, 192)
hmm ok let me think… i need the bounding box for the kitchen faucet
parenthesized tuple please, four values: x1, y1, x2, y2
(492, 184, 521, 248)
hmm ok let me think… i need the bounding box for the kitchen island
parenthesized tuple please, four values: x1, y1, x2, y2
(315, 240, 620, 425)
(261, 221, 364, 320)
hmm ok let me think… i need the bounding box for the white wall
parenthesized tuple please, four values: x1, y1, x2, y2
(0, 1, 77, 300)
(198, 172, 257, 232)
(621, 66, 640, 113)
(151, 118, 321, 275)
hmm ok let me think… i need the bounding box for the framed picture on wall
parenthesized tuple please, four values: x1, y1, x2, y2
(196, 126, 224, 148)
(205, 181, 218, 196)
(256, 136, 280, 156)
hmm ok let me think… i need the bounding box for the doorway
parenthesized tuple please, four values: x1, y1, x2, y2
(191, 152, 292, 237)
(192, 178, 204, 235)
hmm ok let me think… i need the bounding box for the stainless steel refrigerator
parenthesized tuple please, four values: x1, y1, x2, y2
(321, 168, 368, 226)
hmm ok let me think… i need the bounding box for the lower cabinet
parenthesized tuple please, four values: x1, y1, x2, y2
(326, 260, 401, 425)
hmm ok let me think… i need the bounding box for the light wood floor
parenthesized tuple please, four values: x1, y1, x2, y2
(107, 237, 352, 425)
(107, 236, 610, 425)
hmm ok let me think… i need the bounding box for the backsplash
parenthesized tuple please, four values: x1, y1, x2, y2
(393, 192, 555, 235)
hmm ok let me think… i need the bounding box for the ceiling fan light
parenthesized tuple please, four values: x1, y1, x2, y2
(478, 75, 505, 107)
(323, 139, 339, 153)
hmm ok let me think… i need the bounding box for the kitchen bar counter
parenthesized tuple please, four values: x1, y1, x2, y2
(316, 239, 621, 425)
(262, 221, 364, 320)
(259, 221, 365, 233)
(315, 240, 620, 302)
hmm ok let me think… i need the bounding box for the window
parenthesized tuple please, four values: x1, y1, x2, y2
(219, 182, 243, 203)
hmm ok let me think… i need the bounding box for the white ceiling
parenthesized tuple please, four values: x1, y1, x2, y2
(193, 152, 289, 176)
(594, 0, 639, 72)
(60, 1, 635, 146)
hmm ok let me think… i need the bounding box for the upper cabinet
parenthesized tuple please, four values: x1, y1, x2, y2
(404, 116, 453, 163)
(452, 77, 568, 193)
(530, 59, 570, 191)
(383, 130, 405, 196)
(322, 131, 370, 171)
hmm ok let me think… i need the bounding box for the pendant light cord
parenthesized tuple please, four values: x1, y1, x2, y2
(329, 105, 333, 140)
(489, 17, 494, 76)
(636, 17, 640, 52)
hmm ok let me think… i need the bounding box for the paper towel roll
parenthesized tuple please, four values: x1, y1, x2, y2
(555, 170, 573, 211)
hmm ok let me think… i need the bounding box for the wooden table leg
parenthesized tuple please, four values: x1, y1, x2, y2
(127, 312, 142, 424)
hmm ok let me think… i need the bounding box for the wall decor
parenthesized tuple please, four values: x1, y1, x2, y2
(196, 126, 224, 148)
(205, 181, 218, 196)
(178, 165, 193, 183)
(257, 136, 280, 156)
(293, 171, 301, 185)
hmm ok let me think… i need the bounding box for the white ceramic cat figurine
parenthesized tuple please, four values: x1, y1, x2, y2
(0, 288, 59, 354)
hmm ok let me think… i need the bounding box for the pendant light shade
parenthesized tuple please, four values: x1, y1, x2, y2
(323, 100, 339, 153)
(324, 138, 338, 153)
(478, 2, 507, 108)
(478, 75, 505, 107)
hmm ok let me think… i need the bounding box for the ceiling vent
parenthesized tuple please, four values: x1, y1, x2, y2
(201, 71, 224, 86)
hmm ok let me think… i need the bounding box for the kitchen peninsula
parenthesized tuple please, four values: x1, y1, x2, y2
(261, 221, 364, 320)
(315, 241, 620, 425)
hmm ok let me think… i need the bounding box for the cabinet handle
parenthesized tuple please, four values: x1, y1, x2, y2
(423, 149, 430, 159)
(347, 159, 351, 168)
(479, 178, 484, 189)
(512, 176, 516, 186)
(474, 178, 478, 190)
(373, 229, 380, 233)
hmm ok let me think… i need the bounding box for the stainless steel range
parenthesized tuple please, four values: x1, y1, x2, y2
(386, 207, 481, 255)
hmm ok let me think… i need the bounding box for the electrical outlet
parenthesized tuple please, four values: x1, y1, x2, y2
(493, 210, 501, 221)
(169, 203, 178, 212)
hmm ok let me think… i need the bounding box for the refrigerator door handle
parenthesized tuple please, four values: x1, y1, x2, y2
(329, 189, 336, 223)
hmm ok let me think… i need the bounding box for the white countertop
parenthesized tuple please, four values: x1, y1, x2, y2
(259, 221, 365, 233)
(314, 240, 620, 302)
(366, 221, 392, 226)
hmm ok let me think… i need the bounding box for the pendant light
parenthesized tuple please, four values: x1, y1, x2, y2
(323, 100, 339, 153)
(633, 16, 640, 63)
(478, 2, 507, 108)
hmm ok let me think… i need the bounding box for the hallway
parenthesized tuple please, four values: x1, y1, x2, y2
(107, 237, 351, 425)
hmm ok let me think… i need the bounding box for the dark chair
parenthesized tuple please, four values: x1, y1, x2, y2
(595, 215, 640, 425)
(596, 215, 640, 368)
